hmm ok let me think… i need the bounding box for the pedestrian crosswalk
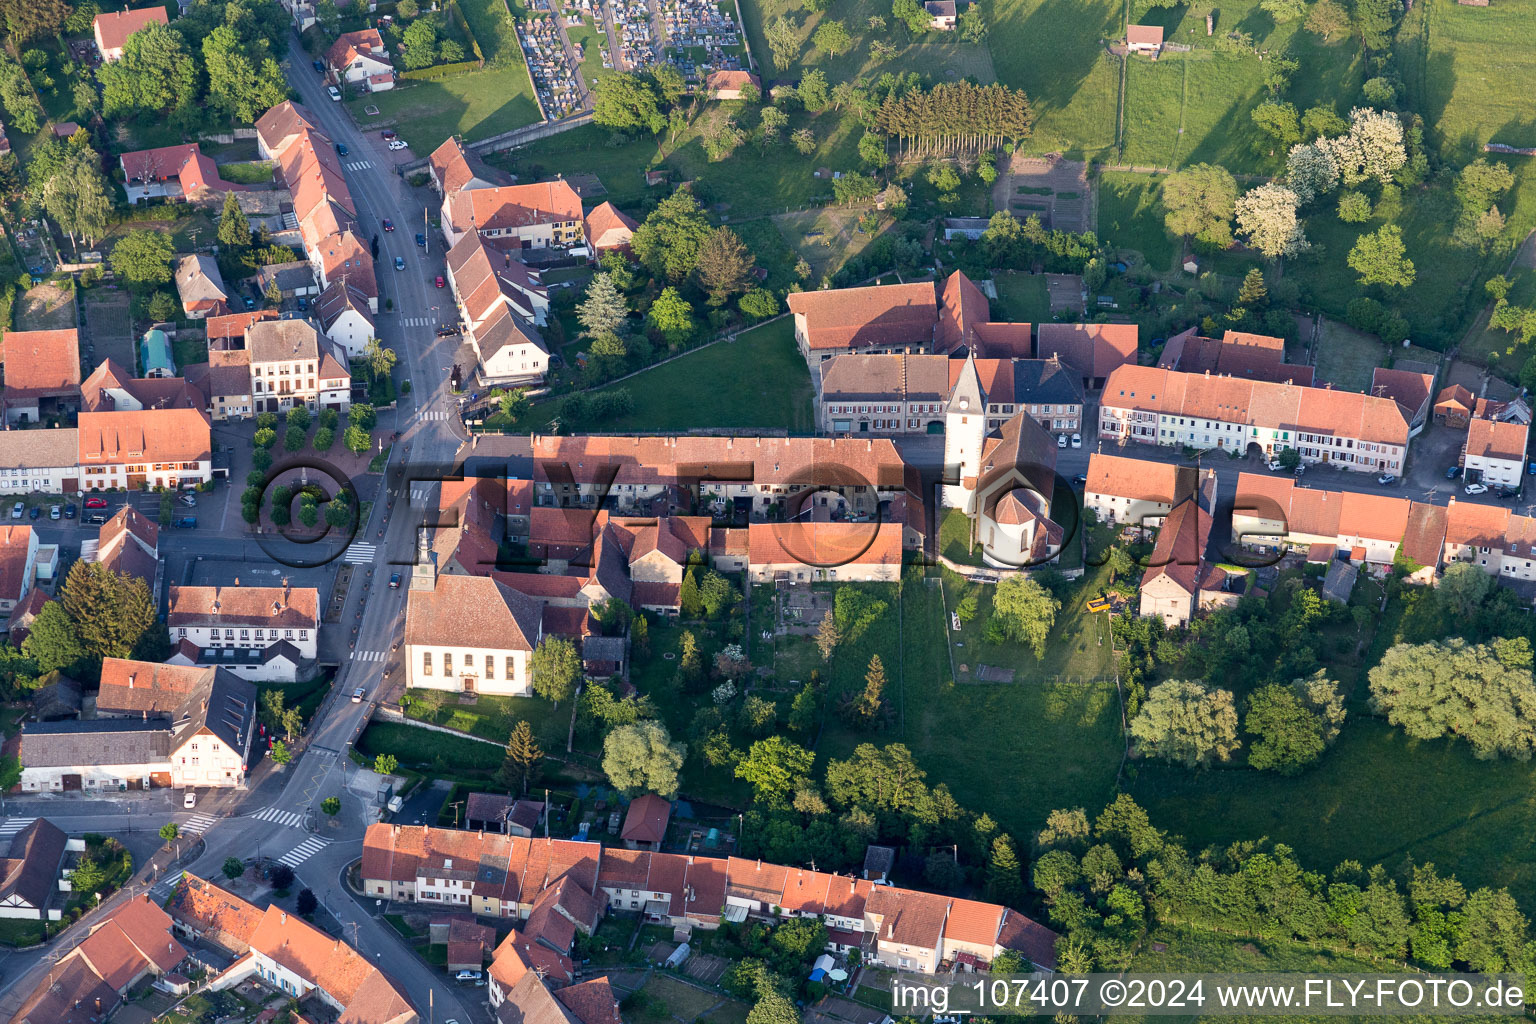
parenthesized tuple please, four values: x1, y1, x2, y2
(344, 542, 378, 564)
(251, 806, 304, 828)
(419, 410, 452, 421)
(278, 835, 330, 869)
(0, 817, 37, 841)
(345, 160, 373, 171)
(409, 485, 433, 503)
(179, 813, 218, 835)
(151, 870, 185, 900)
(402, 316, 437, 327)
(353, 649, 387, 663)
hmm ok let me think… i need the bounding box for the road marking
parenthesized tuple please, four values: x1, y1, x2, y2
(410, 486, 432, 502)
(179, 813, 219, 835)
(344, 542, 378, 564)
(346, 160, 374, 171)
(251, 807, 304, 828)
(0, 818, 36, 840)
(278, 835, 330, 868)
(353, 649, 386, 663)
(418, 410, 451, 421)
(151, 870, 185, 900)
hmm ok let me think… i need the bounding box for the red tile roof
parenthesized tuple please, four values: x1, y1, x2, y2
(787, 282, 938, 352)
(167, 585, 319, 629)
(94, 6, 168, 52)
(120, 144, 245, 198)
(77, 409, 212, 465)
(620, 793, 670, 844)
(1466, 418, 1529, 463)
(2, 329, 80, 397)
(584, 202, 639, 250)
(445, 180, 583, 237)
(1036, 323, 1138, 380)
(326, 28, 389, 71)
(747, 521, 903, 569)
(556, 977, 624, 1024)
(1127, 24, 1163, 45)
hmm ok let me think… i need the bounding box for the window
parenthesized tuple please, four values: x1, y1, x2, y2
(444, 653, 453, 674)
(423, 652, 433, 675)
(485, 659, 494, 680)
(505, 656, 515, 679)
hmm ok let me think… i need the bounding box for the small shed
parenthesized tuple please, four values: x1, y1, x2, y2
(1126, 24, 1164, 54)
(1321, 559, 1357, 605)
(140, 327, 176, 379)
(621, 793, 671, 850)
(863, 844, 895, 882)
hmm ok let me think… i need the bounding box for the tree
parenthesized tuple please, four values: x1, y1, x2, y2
(1352, 0, 1396, 50)
(1456, 159, 1515, 215)
(531, 636, 582, 707)
(270, 863, 295, 890)
(350, 402, 377, 430)
(632, 190, 714, 282)
(695, 228, 755, 306)
(373, 753, 398, 775)
(60, 560, 158, 668)
(594, 70, 665, 133)
(813, 19, 851, 56)
(1439, 562, 1494, 619)
(1305, 0, 1348, 40)
(343, 424, 371, 454)
(296, 888, 318, 916)
(1337, 190, 1371, 222)
(1260, 0, 1306, 21)
(765, 16, 799, 70)
(1348, 225, 1415, 288)
(602, 720, 685, 796)
(990, 576, 1059, 658)
(747, 993, 800, 1024)
(0, 54, 41, 134)
(1370, 639, 1536, 760)
(1236, 183, 1309, 258)
(959, 3, 986, 42)
(647, 286, 695, 345)
(223, 857, 246, 880)
(271, 740, 292, 765)
(110, 230, 175, 291)
(159, 823, 179, 844)
(577, 275, 628, 340)
(698, 110, 745, 162)
(400, 18, 440, 69)
(22, 601, 84, 674)
(499, 720, 544, 794)
(892, 0, 931, 33)
(322, 796, 341, 816)
(735, 735, 814, 804)
(987, 834, 1026, 908)
(1322, 107, 1405, 186)
(1285, 142, 1339, 205)
(651, 62, 685, 106)
(798, 69, 829, 112)
(43, 149, 112, 250)
(203, 24, 288, 123)
(787, 682, 818, 732)
(738, 288, 779, 321)
(0, 0, 67, 41)
(1130, 680, 1241, 768)
(814, 611, 840, 660)
(1162, 164, 1238, 247)
(1252, 101, 1302, 150)
(363, 338, 397, 381)
(758, 105, 789, 147)
(99, 23, 197, 118)
(1245, 683, 1326, 775)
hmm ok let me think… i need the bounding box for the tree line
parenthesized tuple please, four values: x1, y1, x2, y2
(871, 81, 1034, 153)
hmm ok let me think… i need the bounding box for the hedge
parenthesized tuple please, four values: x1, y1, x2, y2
(398, 59, 484, 81)
(445, 0, 486, 63)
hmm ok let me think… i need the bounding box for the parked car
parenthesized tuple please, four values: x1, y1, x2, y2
(184, 791, 196, 808)
(1377, 474, 1397, 486)
(454, 971, 482, 983)
(327, 85, 341, 101)
(1446, 465, 1463, 479)
(381, 129, 397, 140)
(1073, 474, 1088, 485)
(84, 496, 107, 509)
(392, 256, 405, 271)
(389, 572, 401, 588)
(1056, 434, 1067, 449)
(435, 275, 445, 288)
(415, 233, 426, 247)
(63, 504, 75, 519)
(179, 493, 197, 507)
(312, 59, 325, 72)
(27, 506, 39, 520)
(297, 296, 308, 311)
(336, 142, 348, 157)
(382, 218, 394, 232)
(10, 503, 22, 519)
(1266, 459, 1282, 471)
(435, 325, 459, 337)
(86, 513, 106, 525)
(388, 139, 408, 151)
(351, 687, 367, 703)
(173, 516, 197, 528)
(1465, 482, 1489, 495)
(49, 505, 59, 520)
(1070, 433, 1082, 448)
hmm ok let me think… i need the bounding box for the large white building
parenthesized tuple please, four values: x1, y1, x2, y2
(77, 409, 213, 491)
(247, 318, 351, 415)
(166, 585, 319, 682)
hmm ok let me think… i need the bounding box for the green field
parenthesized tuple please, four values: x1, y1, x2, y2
(1408, 0, 1536, 160)
(524, 318, 815, 433)
(1311, 317, 1386, 392)
(990, 270, 1052, 322)
(345, 65, 541, 153)
(1120, 52, 1275, 173)
(1097, 171, 1176, 270)
(738, 0, 996, 84)
(456, 0, 523, 61)
(986, 0, 1120, 158)
(1120, 56, 1185, 169)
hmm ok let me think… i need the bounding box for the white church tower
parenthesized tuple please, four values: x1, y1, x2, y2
(941, 351, 989, 511)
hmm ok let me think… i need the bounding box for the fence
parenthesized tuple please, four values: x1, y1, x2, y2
(197, 128, 259, 145)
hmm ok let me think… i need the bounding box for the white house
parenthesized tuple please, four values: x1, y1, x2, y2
(0, 431, 80, 495)
(77, 409, 213, 491)
(404, 536, 542, 695)
(1463, 418, 1529, 489)
(325, 29, 393, 89)
(166, 584, 319, 681)
(0, 526, 39, 615)
(247, 318, 352, 414)
(314, 280, 375, 360)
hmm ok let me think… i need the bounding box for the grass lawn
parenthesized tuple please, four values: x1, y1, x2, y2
(401, 689, 572, 755)
(987, 0, 1119, 159)
(1097, 171, 1176, 271)
(0, 918, 46, 947)
(345, 66, 540, 153)
(1120, 52, 1275, 174)
(1129, 713, 1536, 913)
(1311, 317, 1385, 393)
(990, 271, 1052, 322)
(523, 318, 814, 433)
(1462, 265, 1536, 374)
(456, 0, 524, 60)
(356, 721, 504, 772)
(260, 672, 335, 726)
(173, 333, 208, 370)
(1120, 56, 1184, 170)
(217, 161, 275, 185)
(638, 975, 724, 1020)
(1410, 0, 1536, 161)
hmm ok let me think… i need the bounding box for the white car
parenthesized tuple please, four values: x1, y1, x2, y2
(184, 791, 196, 809)
(454, 970, 482, 982)
(1266, 459, 1282, 471)
(387, 139, 408, 150)
(352, 687, 367, 703)
(327, 85, 342, 101)
(1070, 433, 1082, 448)
(1056, 434, 1067, 449)
(1465, 482, 1489, 495)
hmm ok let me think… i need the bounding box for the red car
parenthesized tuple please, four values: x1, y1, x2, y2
(381, 129, 397, 140)
(435, 275, 445, 288)
(84, 496, 108, 509)
(382, 218, 394, 232)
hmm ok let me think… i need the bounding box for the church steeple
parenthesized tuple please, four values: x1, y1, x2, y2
(942, 351, 990, 512)
(410, 526, 438, 591)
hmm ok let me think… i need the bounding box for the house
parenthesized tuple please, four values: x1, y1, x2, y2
(924, 0, 956, 29)
(326, 28, 393, 88)
(119, 145, 246, 205)
(1229, 473, 1412, 567)
(0, 818, 69, 921)
(1463, 418, 1529, 488)
(440, 179, 586, 251)
(1157, 327, 1313, 386)
(1138, 472, 1220, 628)
(175, 255, 228, 319)
(247, 317, 351, 413)
(166, 584, 319, 681)
(1, 328, 81, 426)
(202, 348, 255, 421)
(1370, 366, 1436, 436)
(313, 279, 376, 359)
(0, 525, 38, 614)
(465, 793, 546, 836)
(961, 401, 1066, 565)
(20, 719, 174, 791)
(1099, 364, 1409, 473)
(93, 6, 169, 61)
(747, 522, 904, 582)
(620, 794, 670, 850)
(441, 917, 495, 972)
(583, 202, 639, 253)
(91, 506, 159, 591)
(0, 430, 79, 495)
(256, 261, 318, 301)
(582, 635, 627, 681)
(140, 327, 176, 378)
(77, 408, 213, 490)
(1126, 23, 1164, 54)
(1036, 322, 1139, 389)
(1400, 501, 1447, 583)
(703, 69, 759, 99)
(428, 137, 516, 196)
(1434, 384, 1476, 427)
(446, 229, 551, 386)
(12, 896, 185, 1024)
(91, 659, 258, 789)
(788, 282, 939, 360)
(1084, 453, 1214, 530)
(81, 359, 202, 414)
(404, 537, 544, 696)
(28, 669, 82, 720)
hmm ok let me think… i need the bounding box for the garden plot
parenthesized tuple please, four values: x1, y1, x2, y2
(994, 155, 1091, 233)
(16, 280, 76, 332)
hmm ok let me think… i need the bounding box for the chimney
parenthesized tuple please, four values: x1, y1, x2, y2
(128, 675, 135, 688)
